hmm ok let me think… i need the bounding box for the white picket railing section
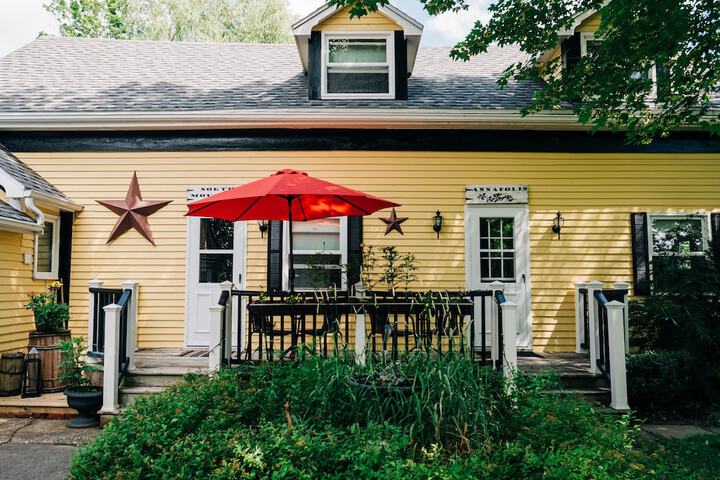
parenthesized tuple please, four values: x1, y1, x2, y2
(574, 280, 630, 411)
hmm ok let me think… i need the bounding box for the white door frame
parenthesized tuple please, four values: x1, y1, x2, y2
(184, 218, 247, 348)
(465, 205, 533, 349)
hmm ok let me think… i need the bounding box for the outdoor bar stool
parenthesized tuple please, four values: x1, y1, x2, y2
(367, 303, 419, 360)
(295, 303, 344, 357)
(248, 311, 296, 361)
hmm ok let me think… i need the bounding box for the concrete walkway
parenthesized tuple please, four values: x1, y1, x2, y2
(641, 423, 720, 440)
(0, 418, 100, 480)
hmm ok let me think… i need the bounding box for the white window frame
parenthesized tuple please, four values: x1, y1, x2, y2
(647, 213, 711, 283)
(34, 213, 60, 280)
(283, 217, 348, 291)
(321, 31, 395, 100)
(581, 32, 663, 101)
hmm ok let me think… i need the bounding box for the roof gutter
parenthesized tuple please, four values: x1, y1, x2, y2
(32, 191, 83, 213)
(0, 109, 589, 132)
(0, 211, 43, 234)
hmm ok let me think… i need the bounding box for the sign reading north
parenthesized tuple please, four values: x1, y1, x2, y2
(187, 186, 234, 202)
(465, 185, 529, 205)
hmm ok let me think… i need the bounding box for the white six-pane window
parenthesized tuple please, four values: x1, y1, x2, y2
(285, 217, 348, 291)
(34, 214, 60, 280)
(648, 214, 710, 287)
(321, 32, 395, 99)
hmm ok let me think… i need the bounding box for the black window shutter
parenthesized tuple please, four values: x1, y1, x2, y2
(266, 220, 284, 292)
(58, 211, 73, 305)
(711, 213, 720, 264)
(346, 216, 363, 288)
(394, 31, 408, 100)
(630, 213, 651, 295)
(560, 33, 582, 72)
(307, 31, 322, 100)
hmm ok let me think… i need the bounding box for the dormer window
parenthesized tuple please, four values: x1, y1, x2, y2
(322, 33, 395, 99)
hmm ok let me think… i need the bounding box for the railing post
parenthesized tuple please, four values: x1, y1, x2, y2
(606, 301, 630, 410)
(489, 281, 505, 365)
(574, 281, 587, 353)
(122, 280, 140, 371)
(354, 312, 367, 366)
(586, 280, 604, 374)
(88, 279, 103, 351)
(100, 303, 121, 414)
(220, 281, 233, 365)
(500, 301, 518, 374)
(613, 281, 630, 353)
(208, 305, 224, 372)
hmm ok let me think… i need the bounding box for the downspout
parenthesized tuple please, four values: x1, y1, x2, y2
(23, 194, 45, 229)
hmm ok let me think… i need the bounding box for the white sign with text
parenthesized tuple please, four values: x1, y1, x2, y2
(465, 185, 529, 205)
(187, 185, 234, 203)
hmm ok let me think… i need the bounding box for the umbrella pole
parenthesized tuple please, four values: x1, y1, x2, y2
(287, 196, 295, 293)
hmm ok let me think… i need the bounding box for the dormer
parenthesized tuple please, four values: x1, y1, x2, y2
(292, 3, 423, 100)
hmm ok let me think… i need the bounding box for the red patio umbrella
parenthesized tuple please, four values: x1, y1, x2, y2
(187, 169, 399, 291)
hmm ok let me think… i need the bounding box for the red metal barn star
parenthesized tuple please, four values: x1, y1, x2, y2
(380, 208, 408, 236)
(97, 172, 172, 246)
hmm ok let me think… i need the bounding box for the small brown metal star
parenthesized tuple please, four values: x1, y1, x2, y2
(97, 172, 172, 246)
(380, 208, 408, 236)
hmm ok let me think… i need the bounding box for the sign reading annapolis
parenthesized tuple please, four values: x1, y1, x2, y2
(465, 185, 528, 205)
(187, 186, 234, 202)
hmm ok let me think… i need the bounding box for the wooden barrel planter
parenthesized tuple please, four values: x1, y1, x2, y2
(0, 353, 25, 396)
(28, 330, 71, 393)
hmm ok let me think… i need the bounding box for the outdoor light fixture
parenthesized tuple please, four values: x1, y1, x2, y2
(258, 220, 269, 238)
(552, 211, 565, 239)
(21, 347, 41, 398)
(433, 210, 444, 239)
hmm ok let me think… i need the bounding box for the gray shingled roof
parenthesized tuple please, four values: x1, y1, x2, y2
(0, 36, 541, 113)
(0, 199, 35, 224)
(0, 145, 71, 201)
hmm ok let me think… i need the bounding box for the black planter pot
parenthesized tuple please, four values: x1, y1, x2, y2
(64, 388, 103, 428)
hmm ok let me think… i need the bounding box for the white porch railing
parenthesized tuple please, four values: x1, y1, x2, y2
(88, 279, 139, 414)
(208, 284, 518, 375)
(575, 280, 630, 410)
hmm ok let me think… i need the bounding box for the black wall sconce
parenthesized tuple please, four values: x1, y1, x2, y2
(433, 210, 443, 239)
(258, 220, 268, 238)
(552, 211, 565, 239)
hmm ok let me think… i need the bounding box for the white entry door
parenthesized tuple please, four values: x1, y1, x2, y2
(186, 218, 246, 347)
(465, 206, 532, 349)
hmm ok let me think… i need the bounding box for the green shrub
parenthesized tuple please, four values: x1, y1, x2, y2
(628, 241, 720, 415)
(626, 350, 698, 413)
(69, 355, 685, 480)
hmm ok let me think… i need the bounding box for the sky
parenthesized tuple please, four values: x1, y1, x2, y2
(0, 0, 490, 58)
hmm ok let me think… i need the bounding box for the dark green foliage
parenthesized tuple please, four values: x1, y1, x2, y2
(628, 242, 720, 415)
(67, 355, 713, 479)
(330, 0, 720, 143)
(58, 337, 99, 389)
(24, 288, 69, 333)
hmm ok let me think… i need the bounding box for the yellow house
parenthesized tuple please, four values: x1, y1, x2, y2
(0, 4, 718, 360)
(0, 147, 81, 354)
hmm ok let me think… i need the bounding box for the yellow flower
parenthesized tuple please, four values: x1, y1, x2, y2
(50, 281, 63, 288)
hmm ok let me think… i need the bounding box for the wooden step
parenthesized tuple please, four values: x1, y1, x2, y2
(122, 367, 205, 388)
(119, 386, 165, 406)
(0, 392, 75, 419)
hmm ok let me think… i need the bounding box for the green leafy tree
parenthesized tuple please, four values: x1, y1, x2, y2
(45, 0, 293, 43)
(332, 0, 720, 143)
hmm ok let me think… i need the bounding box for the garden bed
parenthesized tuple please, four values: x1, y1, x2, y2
(68, 355, 719, 479)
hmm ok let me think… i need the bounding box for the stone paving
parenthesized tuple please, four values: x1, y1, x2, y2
(641, 424, 719, 440)
(0, 418, 101, 480)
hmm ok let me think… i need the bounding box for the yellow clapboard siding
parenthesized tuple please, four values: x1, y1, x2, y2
(313, 6, 402, 31)
(576, 12, 602, 32)
(0, 230, 51, 354)
(15, 150, 720, 353)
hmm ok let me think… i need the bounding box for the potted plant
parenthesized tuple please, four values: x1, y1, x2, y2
(58, 337, 102, 428)
(25, 283, 69, 333)
(24, 283, 71, 392)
